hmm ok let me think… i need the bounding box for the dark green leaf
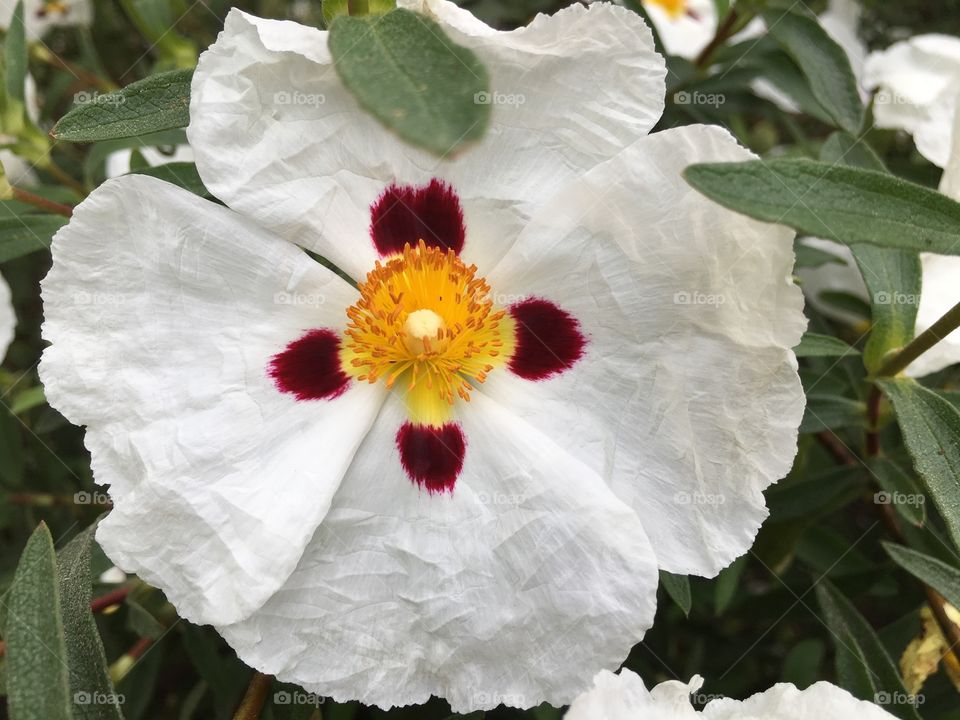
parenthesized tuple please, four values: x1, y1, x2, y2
(0, 215, 69, 262)
(659, 571, 691, 616)
(763, 9, 864, 133)
(329, 9, 491, 156)
(800, 394, 866, 433)
(684, 159, 960, 255)
(879, 378, 960, 551)
(4, 524, 73, 720)
(820, 131, 887, 172)
(884, 543, 960, 609)
(750, 50, 833, 126)
(4, 0, 27, 107)
(58, 526, 124, 720)
(53, 70, 193, 142)
(714, 555, 747, 615)
(815, 580, 921, 720)
(781, 638, 825, 687)
(794, 332, 860, 358)
(794, 240, 846, 268)
(132, 162, 210, 198)
(870, 457, 926, 527)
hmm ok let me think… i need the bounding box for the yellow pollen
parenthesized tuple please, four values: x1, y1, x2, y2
(342, 240, 515, 426)
(646, 0, 686, 19)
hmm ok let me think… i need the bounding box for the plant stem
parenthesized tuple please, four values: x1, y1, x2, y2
(865, 385, 882, 457)
(42, 161, 87, 196)
(233, 673, 272, 720)
(91, 585, 133, 613)
(10, 187, 73, 217)
(694, 9, 740, 68)
(876, 299, 960, 377)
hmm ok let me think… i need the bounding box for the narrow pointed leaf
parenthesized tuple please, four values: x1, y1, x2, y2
(659, 571, 692, 616)
(794, 332, 859, 358)
(884, 543, 960, 610)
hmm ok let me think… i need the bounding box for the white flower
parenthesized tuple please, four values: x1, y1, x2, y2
(864, 34, 960, 168)
(104, 145, 195, 180)
(566, 669, 898, 719)
(643, 0, 717, 60)
(797, 104, 960, 377)
(39, 0, 805, 711)
(0, 275, 14, 362)
(0, 0, 92, 40)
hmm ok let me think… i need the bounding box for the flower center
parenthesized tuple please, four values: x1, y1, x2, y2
(646, 0, 687, 19)
(343, 240, 515, 426)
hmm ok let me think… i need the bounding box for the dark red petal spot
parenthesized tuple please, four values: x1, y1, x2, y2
(508, 298, 586, 381)
(269, 329, 350, 400)
(396, 422, 466, 494)
(370, 179, 466, 256)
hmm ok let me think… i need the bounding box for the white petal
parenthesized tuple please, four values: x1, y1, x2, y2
(39, 175, 386, 625)
(795, 238, 868, 325)
(702, 682, 897, 719)
(188, 5, 665, 280)
(864, 34, 960, 168)
(566, 669, 702, 720)
(0, 274, 14, 362)
(217, 392, 659, 712)
(105, 144, 195, 179)
(484, 125, 806, 577)
(643, 0, 717, 60)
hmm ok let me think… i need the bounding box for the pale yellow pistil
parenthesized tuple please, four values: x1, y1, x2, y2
(342, 240, 515, 426)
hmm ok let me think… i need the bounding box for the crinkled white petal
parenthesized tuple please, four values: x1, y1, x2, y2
(39, 175, 386, 626)
(0, 274, 14, 362)
(484, 125, 806, 577)
(643, 0, 717, 60)
(702, 682, 897, 719)
(105, 144, 195, 180)
(217, 391, 659, 712)
(565, 669, 701, 719)
(566, 670, 897, 719)
(795, 238, 867, 325)
(864, 34, 960, 168)
(0, 0, 92, 39)
(188, 4, 665, 280)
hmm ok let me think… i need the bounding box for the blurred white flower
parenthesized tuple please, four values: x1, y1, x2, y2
(0, 275, 14, 362)
(0, 0, 92, 40)
(865, 34, 960, 168)
(566, 668, 898, 719)
(40, 0, 805, 711)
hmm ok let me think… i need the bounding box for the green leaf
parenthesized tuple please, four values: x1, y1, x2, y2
(815, 580, 921, 720)
(763, 9, 864, 133)
(0, 215, 69, 262)
(782, 638, 825, 687)
(750, 51, 833, 126)
(884, 543, 960, 609)
(52, 70, 193, 143)
(794, 240, 846, 268)
(714, 555, 746, 615)
(4, 524, 73, 720)
(870, 457, 926, 527)
(659, 571, 691, 616)
(878, 378, 960, 551)
(132, 162, 210, 198)
(3, 0, 27, 109)
(9, 385, 46, 415)
(329, 9, 491, 156)
(800, 394, 866, 433)
(794, 332, 860, 358)
(58, 526, 124, 720)
(820, 131, 887, 173)
(684, 159, 960, 255)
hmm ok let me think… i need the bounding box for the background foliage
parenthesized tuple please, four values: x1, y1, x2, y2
(3, 0, 960, 719)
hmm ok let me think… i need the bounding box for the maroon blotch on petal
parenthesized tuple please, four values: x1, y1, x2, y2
(396, 422, 466, 493)
(269, 328, 350, 400)
(508, 298, 586, 381)
(370, 179, 466, 256)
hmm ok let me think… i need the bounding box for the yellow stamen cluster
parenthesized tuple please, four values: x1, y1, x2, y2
(343, 240, 514, 425)
(647, 0, 686, 19)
